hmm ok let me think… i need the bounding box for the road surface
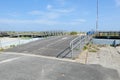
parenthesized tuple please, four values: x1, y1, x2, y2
(4, 36, 76, 57)
(1, 36, 120, 80)
(0, 52, 119, 80)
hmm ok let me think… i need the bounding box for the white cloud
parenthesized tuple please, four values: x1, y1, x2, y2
(28, 3, 75, 20)
(0, 18, 86, 26)
(115, 0, 120, 7)
(64, 19, 86, 25)
(28, 8, 74, 19)
(28, 10, 60, 19)
(73, 19, 86, 23)
(47, 5, 53, 10)
(45, 12, 60, 19)
(46, 4, 74, 13)
(53, 8, 74, 13)
(28, 10, 43, 15)
(0, 19, 58, 25)
(8, 12, 21, 17)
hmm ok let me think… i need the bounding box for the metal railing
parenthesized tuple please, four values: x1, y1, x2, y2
(56, 35, 93, 59)
(70, 35, 93, 58)
(56, 47, 71, 58)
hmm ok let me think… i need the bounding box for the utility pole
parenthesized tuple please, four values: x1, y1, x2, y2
(96, 0, 99, 32)
(0, 38, 2, 49)
(17, 32, 20, 46)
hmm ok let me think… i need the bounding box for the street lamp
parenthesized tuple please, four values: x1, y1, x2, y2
(17, 32, 20, 46)
(0, 38, 2, 49)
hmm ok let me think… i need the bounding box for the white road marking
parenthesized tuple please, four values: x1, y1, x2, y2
(62, 37, 68, 40)
(3, 52, 77, 63)
(0, 57, 20, 64)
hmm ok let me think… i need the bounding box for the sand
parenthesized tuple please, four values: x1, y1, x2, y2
(76, 46, 120, 76)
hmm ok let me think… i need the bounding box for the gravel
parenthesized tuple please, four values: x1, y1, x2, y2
(76, 46, 120, 76)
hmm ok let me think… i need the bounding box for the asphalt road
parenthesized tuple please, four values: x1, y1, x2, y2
(0, 52, 119, 80)
(5, 36, 76, 57)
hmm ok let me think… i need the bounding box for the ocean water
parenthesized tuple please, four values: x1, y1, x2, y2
(92, 38, 120, 45)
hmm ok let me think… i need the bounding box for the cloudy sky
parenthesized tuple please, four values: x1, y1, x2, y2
(0, 0, 120, 31)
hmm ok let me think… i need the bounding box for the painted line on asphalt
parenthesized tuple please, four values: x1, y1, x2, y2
(0, 57, 21, 64)
(62, 37, 68, 40)
(3, 52, 78, 63)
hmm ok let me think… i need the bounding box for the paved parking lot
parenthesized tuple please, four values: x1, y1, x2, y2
(0, 52, 119, 80)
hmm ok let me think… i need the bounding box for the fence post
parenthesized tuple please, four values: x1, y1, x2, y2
(70, 41, 73, 59)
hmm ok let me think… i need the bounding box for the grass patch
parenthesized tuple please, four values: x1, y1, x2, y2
(97, 45, 107, 48)
(70, 31, 78, 35)
(10, 45, 16, 48)
(0, 48, 4, 51)
(83, 43, 100, 52)
(83, 45, 88, 50)
(88, 48, 97, 52)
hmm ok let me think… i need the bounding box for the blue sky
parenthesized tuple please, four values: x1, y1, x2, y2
(0, 0, 120, 31)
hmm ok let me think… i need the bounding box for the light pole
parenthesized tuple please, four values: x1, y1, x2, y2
(17, 32, 20, 46)
(0, 38, 2, 49)
(96, 0, 99, 32)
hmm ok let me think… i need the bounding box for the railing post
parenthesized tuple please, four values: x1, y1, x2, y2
(69, 35, 93, 59)
(16, 32, 20, 46)
(71, 49, 73, 59)
(70, 41, 73, 59)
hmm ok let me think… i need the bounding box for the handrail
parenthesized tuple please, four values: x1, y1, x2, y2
(56, 47, 70, 58)
(70, 35, 93, 58)
(57, 35, 93, 59)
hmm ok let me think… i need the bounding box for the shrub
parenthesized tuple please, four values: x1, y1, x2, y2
(0, 48, 4, 51)
(70, 31, 78, 35)
(10, 45, 16, 48)
(83, 46, 88, 50)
